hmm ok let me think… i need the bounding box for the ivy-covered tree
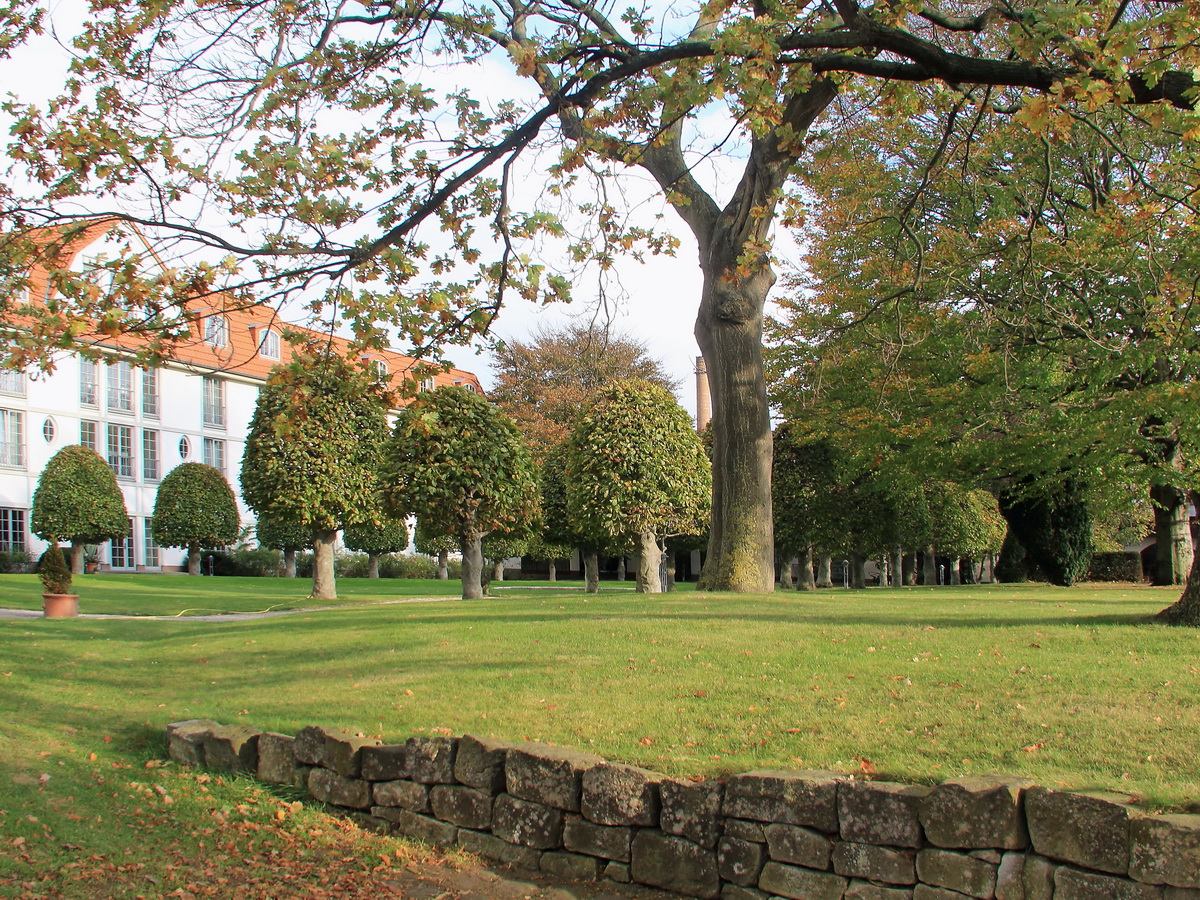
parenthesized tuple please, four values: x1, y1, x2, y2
(382, 386, 539, 600)
(343, 518, 409, 579)
(241, 346, 389, 599)
(152, 463, 241, 575)
(255, 514, 313, 578)
(31, 445, 128, 574)
(565, 381, 710, 593)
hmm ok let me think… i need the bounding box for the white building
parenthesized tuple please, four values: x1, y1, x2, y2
(0, 221, 482, 570)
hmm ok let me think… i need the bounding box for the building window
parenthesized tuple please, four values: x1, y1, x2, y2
(202, 377, 225, 428)
(259, 328, 280, 360)
(107, 423, 134, 479)
(42, 418, 56, 443)
(143, 429, 160, 481)
(0, 508, 26, 551)
(0, 369, 25, 396)
(143, 518, 160, 568)
(203, 437, 225, 473)
(419, 377, 435, 392)
(80, 360, 99, 407)
(80, 420, 98, 451)
(178, 436, 190, 459)
(0, 410, 23, 467)
(107, 359, 133, 413)
(142, 368, 159, 418)
(110, 518, 134, 569)
(373, 359, 389, 382)
(455, 380, 478, 393)
(205, 315, 229, 348)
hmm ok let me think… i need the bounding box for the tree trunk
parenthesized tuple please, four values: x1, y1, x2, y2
(368, 552, 380, 579)
(893, 547, 904, 588)
(905, 551, 918, 585)
(67, 543, 85, 575)
(311, 529, 337, 599)
(922, 544, 938, 586)
(950, 556, 962, 585)
(878, 554, 888, 586)
(283, 548, 297, 578)
(548, 559, 557, 582)
(817, 554, 832, 588)
(461, 529, 484, 599)
(1151, 482, 1192, 586)
(1158, 492, 1200, 625)
(584, 550, 599, 594)
(635, 532, 662, 593)
(664, 552, 676, 591)
(850, 552, 867, 589)
(617, 557, 626, 581)
(437, 549, 449, 580)
(187, 542, 201, 576)
(492, 559, 505, 582)
(778, 553, 794, 588)
(797, 545, 816, 591)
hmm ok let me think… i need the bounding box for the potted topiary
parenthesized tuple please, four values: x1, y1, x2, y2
(38, 543, 79, 617)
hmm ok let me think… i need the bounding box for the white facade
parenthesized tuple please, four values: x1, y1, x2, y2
(0, 354, 259, 570)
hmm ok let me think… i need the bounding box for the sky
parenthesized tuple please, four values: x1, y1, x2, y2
(1, 0, 804, 419)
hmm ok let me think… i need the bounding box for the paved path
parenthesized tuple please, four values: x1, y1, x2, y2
(0, 595, 461, 621)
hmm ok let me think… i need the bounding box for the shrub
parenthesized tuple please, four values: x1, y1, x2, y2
(37, 544, 72, 594)
(1087, 551, 1144, 583)
(0, 549, 31, 573)
(206, 547, 284, 577)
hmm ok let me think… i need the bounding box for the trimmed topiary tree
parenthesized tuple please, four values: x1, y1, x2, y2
(32, 445, 129, 574)
(413, 520, 456, 580)
(153, 462, 241, 575)
(382, 385, 539, 600)
(254, 514, 312, 578)
(343, 518, 409, 578)
(565, 380, 711, 593)
(242, 347, 390, 599)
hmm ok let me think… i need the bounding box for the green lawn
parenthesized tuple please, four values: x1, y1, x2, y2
(2, 576, 1197, 896)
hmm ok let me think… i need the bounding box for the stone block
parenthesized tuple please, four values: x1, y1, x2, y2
(1024, 854, 1056, 900)
(604, 861, 632, 883)
(764, 822, 832, 869)
(726, 818, 766, 842)
(582, 762, 662, 826)
(1166, 889, 1200, 900)
(718, 836, 767, 887)
(293, 725, 378, 777)
(845, 881, 916, 899)
(381, 807, 457, 848)
(1054, 866, 1163, 900)
(454, 735, 512, 793)
(1025, 787, 1136, 875)
(257, 732, 301, 785)
(758, 861, 848, 900)
(373, 779, 430, 813)
(505, 742, 603, 812)
(307, 767, 371, 810)
(563, 814, 633, 862)
(840, 780, 929, 849)
(430, 784, 493, 830)
(722, 886, 770, 900)
(630, 831, 720, 899)
(202, 724, 260, 773)
(407, 736, 457, 784)
(913, 887, 973, 900)
(723, 769, 841, 832)
(492, 793, 564, 850)
(660, 778, 724, 849)
(916, 848, 998, 899)
(921, 776, 1034, 850)
(1131, 815, 1200, 889)
(360, 744, 408, 782)
(832, 841, 916, 885)
(456, 828, 541, 870)
(995, 851, 1024, 900)
(166, 719, 219, 766)
(540, 850, 602, 881)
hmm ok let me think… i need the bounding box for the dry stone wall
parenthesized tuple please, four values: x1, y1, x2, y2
(165, 720, 1200, 899)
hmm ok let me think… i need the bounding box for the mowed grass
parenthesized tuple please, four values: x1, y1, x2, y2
(2, 577, 1198, 895)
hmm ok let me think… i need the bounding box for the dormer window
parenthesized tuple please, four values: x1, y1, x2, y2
(205, 315, 229, 348)
(373, 359, 389, 382)
(259, 328, 280, 360)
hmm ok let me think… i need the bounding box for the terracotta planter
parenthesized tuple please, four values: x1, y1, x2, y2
(84, 562, 99, 574)
(42, 593, 80, 618)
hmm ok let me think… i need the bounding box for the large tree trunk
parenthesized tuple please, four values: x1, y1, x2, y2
(548, 559, 557, 582)
(311, 529, 337, 599)
(1159, 492, 1200, 625)
(368, 552, 380, 579)
(67, 543, 85, 575)
(797, 545, 816, 591)
(817, 554, 832, 588)
(850, 552, 867, 589)
(893, 547, 904, 588)
(437, 549, 449, 580)
(905, 551, 918, 585)
(584, 550, 599, 594)
(283, 548, 297, 578)
(664, 552, 676, 591)
(635, 532, 662, 593)
(1151, 482, 1192, 586)
(950, 556, 962, 585)
(461, 529, 485, 599)
(922, 544, 938, 586)
(778, 553, 794, 588)
(187, 542, 201, 576)
(492, 559, 505, 582)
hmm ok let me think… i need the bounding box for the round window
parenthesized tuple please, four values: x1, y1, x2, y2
(42, 418, 56, 443)
(179, 436, 191, 459)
